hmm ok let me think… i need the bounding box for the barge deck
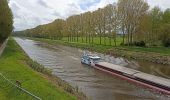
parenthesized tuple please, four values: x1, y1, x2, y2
(95, 62, 170, 95)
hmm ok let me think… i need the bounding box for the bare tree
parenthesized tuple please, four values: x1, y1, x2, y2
(118, 0, 149, 45)
(105, 4, 118, 46)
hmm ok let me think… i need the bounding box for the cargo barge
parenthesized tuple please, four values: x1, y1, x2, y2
(81, 52, 170, 95)
(94, 62, 170, 95)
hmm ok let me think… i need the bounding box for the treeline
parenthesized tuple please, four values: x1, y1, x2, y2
(0, 0, 13, 43)
(14, 0, 170, 47)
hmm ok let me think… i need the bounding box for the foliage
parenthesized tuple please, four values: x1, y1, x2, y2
(160, 24, 170, 47)
(133, 41, 146, 47)
(123, 41, 146, 47)
(159, 9, 170, 47)
(0, 0, 13, 43)
(117, 0, 149, 45)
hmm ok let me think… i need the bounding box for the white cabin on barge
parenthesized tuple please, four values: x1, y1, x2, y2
(81, 51, 101, 66)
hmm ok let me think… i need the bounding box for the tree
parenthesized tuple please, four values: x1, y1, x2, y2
(162, 9, 170, 24)
(0, 0, 13, 43)
(149, 7, 163, 45)
(52, 19, 65, 40)
(160, 9, 170, 47)
(93, 8, 103, 45)
(136, 13, 152, 43)
(160, 24, 170, 47)
(105, 4, 118, 46)
(117, 0, 149, 45)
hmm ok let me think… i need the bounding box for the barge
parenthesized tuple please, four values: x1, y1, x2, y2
(95, 62, 170, 95)
(81, 53, 170, 95)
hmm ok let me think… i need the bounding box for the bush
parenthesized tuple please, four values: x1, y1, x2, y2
(120, 42, 124, 46)
(162, 39, 170, 47)
(122, 41, 146, 47)
(134, 41, 146, 47)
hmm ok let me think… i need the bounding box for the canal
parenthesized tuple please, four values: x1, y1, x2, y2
(15, 37, 170, 100)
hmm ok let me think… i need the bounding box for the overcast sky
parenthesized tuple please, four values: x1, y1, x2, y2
(9, 0, 170, 31)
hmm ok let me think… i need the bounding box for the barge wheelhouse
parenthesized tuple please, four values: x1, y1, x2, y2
(81, 52, 100, 66)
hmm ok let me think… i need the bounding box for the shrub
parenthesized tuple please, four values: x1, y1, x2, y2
(122, 41, 146, 47)
(162, 39, 170, 47)
(134, 41, 146, 47)
(120, 42, 124, 46)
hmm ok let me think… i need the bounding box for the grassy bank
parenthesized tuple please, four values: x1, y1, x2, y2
(115, 46, 170, 56)
(30, 37, 170, 65)
(0, 38, 78, 100)
(31, 37, 170, 55)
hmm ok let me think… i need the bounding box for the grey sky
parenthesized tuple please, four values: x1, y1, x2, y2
(9, 0, 170, 31)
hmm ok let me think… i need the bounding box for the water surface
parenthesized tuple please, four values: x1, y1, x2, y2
(15, 37, 170, 100)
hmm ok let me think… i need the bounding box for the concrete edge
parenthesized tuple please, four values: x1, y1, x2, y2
(0, 38, 8, 57)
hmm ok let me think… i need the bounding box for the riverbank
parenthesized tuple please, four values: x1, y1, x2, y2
(0, 38, 86, 100)
(30, 37, 170, 65)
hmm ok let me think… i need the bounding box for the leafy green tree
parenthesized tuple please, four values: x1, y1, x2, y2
(162, 9, 170, 24)
(160, 9, 170, 47)
(0, 0, 13, 43)
(149, 7, 163, 45)
(160, 24, 170, 47)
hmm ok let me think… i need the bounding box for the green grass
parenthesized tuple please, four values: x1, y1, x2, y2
(0, 38, 76, 100)
(116, 46, 170, 56)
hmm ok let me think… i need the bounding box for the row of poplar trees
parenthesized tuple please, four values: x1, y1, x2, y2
(15, 0, 170, 47)
(0, 0, 13, 43)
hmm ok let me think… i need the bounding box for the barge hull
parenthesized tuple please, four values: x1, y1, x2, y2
(94, 62, 170, 95)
